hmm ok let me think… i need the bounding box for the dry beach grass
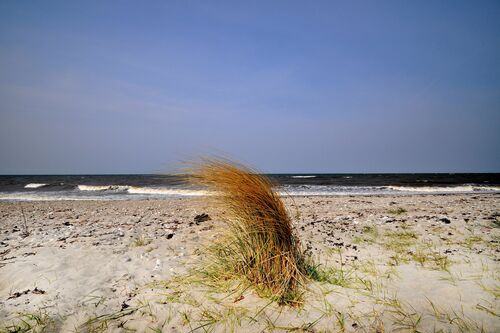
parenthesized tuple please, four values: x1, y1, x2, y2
(187, 159, 308, 305)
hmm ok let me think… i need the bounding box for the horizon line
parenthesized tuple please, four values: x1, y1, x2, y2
(1, 172, 499, 176)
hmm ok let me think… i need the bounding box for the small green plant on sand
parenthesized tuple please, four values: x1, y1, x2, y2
(387, 207, 407, 215)
(132, 234, 151, 247)
(462, 235, 483, 250)
(383, 230, 418, 253)
(382, 231, 452, 271)
(79, 307, 139, 332)
(1, 311, 56, 333)
(189, 159, 313, 305)
(353, 225, 379, 244)
(306, 250, 356, 288)
(411, 243, 451, 271)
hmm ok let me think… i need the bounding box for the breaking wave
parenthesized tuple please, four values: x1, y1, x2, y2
(291, 175, 316, 179)
(77, 185, 129, 191)
(279, 185, 386, 196)
(388, 185, 500, 193)
(127, 186, 210, 196)
(77, 184, 208, 196)
(24, 183, 47, 189)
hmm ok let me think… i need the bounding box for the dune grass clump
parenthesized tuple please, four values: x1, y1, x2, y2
(189, 159, 308, 305)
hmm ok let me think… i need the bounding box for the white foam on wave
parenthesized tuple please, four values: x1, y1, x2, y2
(291, 175, 316, 179)
(388, 185, 500, 193)
(24, 183, 47, 189)
(77, 185, 129, 191)
(73, 184, 211, 197)
(278, 185, 383, 196)
(127, 186, 210, 196)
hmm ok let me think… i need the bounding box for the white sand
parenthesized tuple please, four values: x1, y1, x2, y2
(0, 194, 499, 332)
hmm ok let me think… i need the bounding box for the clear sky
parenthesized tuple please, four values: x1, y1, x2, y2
(1, 1, 499, 174)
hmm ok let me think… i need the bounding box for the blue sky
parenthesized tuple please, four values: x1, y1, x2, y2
(1, 1, 499, 174)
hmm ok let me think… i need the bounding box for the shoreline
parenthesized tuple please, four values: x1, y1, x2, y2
(1, 193, 499, 331)
(1, 190, 500, 203)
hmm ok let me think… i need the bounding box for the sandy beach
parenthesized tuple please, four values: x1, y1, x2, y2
(0, 193, 498, 332)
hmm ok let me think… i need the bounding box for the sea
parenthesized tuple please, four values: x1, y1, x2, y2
(0, 174, 499, 201)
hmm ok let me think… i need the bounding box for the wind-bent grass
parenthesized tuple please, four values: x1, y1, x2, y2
(188, 159, 309, 305)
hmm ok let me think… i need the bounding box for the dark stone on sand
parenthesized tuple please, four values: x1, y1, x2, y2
(440, 217, 451, 224)
(166, 233, 174, 239)
(32, 287, 45, 295)
(8, 289, 30, 299)
(194, 213, 211, 224)
(63, 221, 72, 226)
(7, 287, 45, 300)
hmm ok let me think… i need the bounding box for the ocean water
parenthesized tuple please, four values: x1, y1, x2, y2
(0, 174, 499, 201)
